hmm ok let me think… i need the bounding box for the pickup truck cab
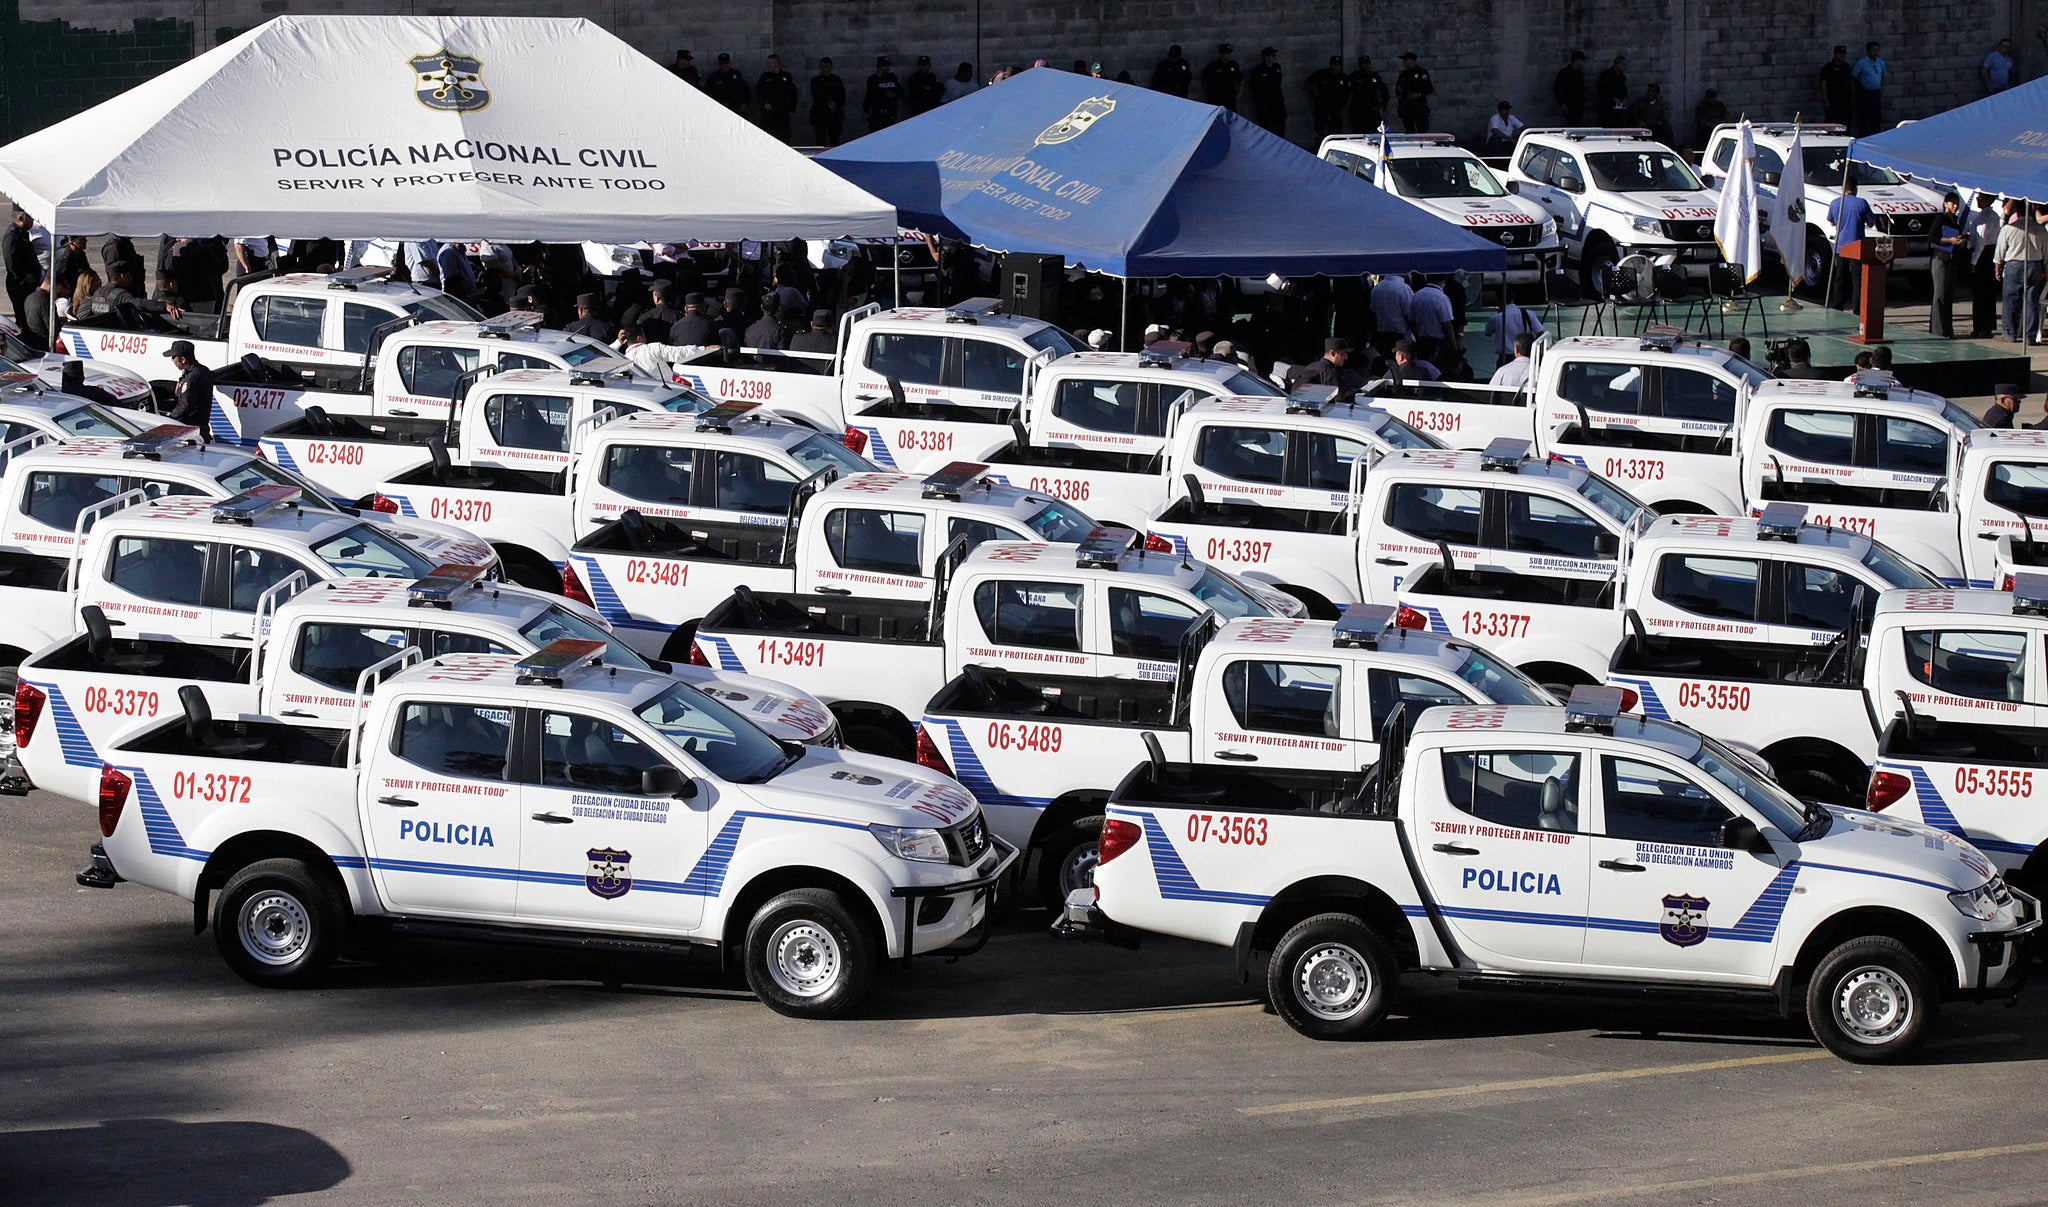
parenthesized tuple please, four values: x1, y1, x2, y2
(1699, 123, 1942, 287)
(567, 460, 1101, 662)
(258, 368, 712, 503)
(1073, 687, 2036, 1061)
(82, 637, 1016, 1017)
(1508, 127, 1721, 290)
(695, 527, 1303, 759)
(14, 568, 838, 803)
(1319, 132, 1562, 283)
(918, 604, 1554, 902)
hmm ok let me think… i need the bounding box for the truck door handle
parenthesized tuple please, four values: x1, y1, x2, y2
(1599, 858, 1647, 873)
(531, 811, 574, 824)
(1977, 532, 2000, 540)
(388, 409, 418, 417)
(281, 710, 316, 718)
(817, 586, 852, 595)
(1374, 557, 1408, 567)
(1215, 752, 1258, 762)
(377, 796, 418, 808)
(1432, 842, 1479, 856)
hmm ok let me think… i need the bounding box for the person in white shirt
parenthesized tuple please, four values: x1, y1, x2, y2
(1483, 299, 1543, 362)
(616, 322, 713, 382)
(1483, 100, 1524, 157)
(1488, 333, 1534, 388)
(1369, 273, 1414, 354)
(1406, 274, 1456, 363)
(1967, 192, 2002, 339)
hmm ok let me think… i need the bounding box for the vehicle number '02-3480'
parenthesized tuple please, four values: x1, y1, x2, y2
(985, 721, 1061, 753)
(171, 770, 252, 804)
(1186, 813, 1268, 845)
(1953, 766, 2034, 797)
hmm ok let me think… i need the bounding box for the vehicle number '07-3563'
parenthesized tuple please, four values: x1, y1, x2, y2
(756, 639, 825, 668)
(985, 721, 1061, 753)
(1460, 610, 1530, 639)
(1676, 682, 1750, 711)
(1205, 537, 1272, 564)
(1186, 812, 1268, 845)
(1953, 766, 2034, 797)
(171, 770, 252, 804)
(82, 685, 159, 716)
(624, 558, 687, 587)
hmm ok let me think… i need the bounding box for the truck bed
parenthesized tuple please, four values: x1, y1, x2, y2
(31, 634, 250, 682)
(386, 461, 563, 495)
(0, 550, 74, 591)
(1880, 715, 2048, 765)
(1405, 564, 1615, 608)
(700, 590, 935, 643)
(1610, 632, 1858, 687)
(118, 716, 351, 766)
(983, 441, 1160, 475)
(926, 667, 1176, 728)
(1151, 498, 1347, 535)
(264, 413, 447, 446)
(575, 512, 793, 565)
(215, 357, 367, 396)
(1112, 760, 1380, 817)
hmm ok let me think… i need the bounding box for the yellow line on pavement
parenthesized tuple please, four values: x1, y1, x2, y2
(1489, 1138, 2048, 1205)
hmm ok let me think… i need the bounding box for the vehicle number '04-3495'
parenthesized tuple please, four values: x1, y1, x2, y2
(756, 639, 825, 668)
(171, 770, 252, 804)
(1204, 537, 1272, 564)
(1953, 766, 2034, 797)
(1676, 682, 1751, 711)
(1186, 812, 1268, 845)
(985, 721, 1061, 753)
(1460, 610, 1530, 639)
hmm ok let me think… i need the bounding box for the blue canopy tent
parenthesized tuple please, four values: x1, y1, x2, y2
(1851, 77, 2048, 202)
(815, 68, 1505, 280)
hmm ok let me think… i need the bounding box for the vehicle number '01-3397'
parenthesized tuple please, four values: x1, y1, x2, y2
(1186, 812, 1268, 845)
(1205, 537, 1272, 564)
(171, 770, 252, 804)
(985, 721, 1061, 753)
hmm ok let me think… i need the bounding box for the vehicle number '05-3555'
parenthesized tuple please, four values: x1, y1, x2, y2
(171, 770, 252, 804)
(1205, 537, 1272, 564)
(1186, 813, 1268, 845)
(82, 685, 159, 716)
(756, 638, 825, 668)
(624, 558, 687, 587)
(1953, 766, 2034, 797)
(1676, 682, 1751, 711)
(1460, 610, 1530, 639)
(985, 721, 1061, 753)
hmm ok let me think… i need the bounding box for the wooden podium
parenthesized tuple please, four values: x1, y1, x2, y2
(1842, 235, 1902, 344)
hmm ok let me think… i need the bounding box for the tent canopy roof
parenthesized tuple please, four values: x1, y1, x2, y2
(0, 15, 897, 242)
(816, 68, 1505, 278)
(1851, 77, 2048, 204)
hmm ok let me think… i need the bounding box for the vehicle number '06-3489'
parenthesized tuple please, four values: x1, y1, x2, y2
(1186, 812, 1268, 845)
(985, 721, 1061, 753)
(171, 770, 252, 804)
(1676, 682, 1751, 711)
(1205, 537, 1272, 564)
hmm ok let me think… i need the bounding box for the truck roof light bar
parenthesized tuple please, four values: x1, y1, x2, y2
(1138, 340, 1191, 367)
(325, 266, 394, 290)
(1563, 684, 1626, 733)
(2012, 573, 2048, 617)
(695, 400, 762, 433)
(1756, 501, 1806, 541)
(1848, 370, 1893, 399)
(1285, 384, 1340, 415)
(1479, 437, 1532, 471)
(1535, 126, 1653, 141)
(1380, 132, 1458, 147)
(407, 563, 488, 608)
(120, 423, 204, 460)
(1638, 326, 1685, 353)
(567, 371, 609, 386)
(513, 637, 607, 685)
(1332, 603, 1399, 649)
(921, 461, 992, 500)
(475, 310, 545, 338)
(943, 298, 1004, 324)
(209, 483, 302, 525)
(1749, 122, 1846, 135)
(1074, 526, 1139, 570)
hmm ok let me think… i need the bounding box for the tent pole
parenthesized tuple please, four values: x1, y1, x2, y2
(893, 256, 902, 307)
(1120, 280, 1128, 351)
(1822, 157, 1849, 319)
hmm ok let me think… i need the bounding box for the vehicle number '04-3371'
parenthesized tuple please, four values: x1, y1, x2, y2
(1205, 537, 1272, 564)
(171, 770, 252, 804)
(985, 721, 1061, 753)
(756, 639, 825, 668)
(1677, 682, 1751, 711)
(1186, 812, 1268, 845)
(1953, 766, 2034, 797)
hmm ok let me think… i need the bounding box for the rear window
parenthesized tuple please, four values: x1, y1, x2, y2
(105, 535, 206, 607)
(1220, 660, 1342, 736)
(824, 507, 923, 574)
(1654, 554, 1760, 621)
(1902, 628, 2027, 703)
(1385, 482, 1482, 545)
(1766, 408, 1854, 465)
(1985, 461, 2048, 518)
(974, 579, 1083, 651)
(391, 701, 511, 781)
(1439, 750, 1579, 831)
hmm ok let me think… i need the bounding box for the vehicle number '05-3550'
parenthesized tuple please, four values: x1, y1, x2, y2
(1186, 812, 1268, 845)
(1953, 766, 2034, 797)
(985, 721, 1061, 753)
(171, 770, 252, 804)
(1676, 682, 1751, 711)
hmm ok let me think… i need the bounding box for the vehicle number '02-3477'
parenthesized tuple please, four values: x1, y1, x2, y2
(1186, 812, 1268, 845)
(171, 770, 252, 804)
(1460, 610, 1530, 639)
(1953, 766, 2034, 797)
(755, 638, 826, 668)
(1676, 682, 1751, 711)
(985, 721, 1061, 753)
(1205, 537, 1272, 564)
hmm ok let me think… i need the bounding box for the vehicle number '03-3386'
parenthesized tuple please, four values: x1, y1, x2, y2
(1026, 477, 1090, 501)
(1953, 766, 2034, 797)
(985, 721, 1061, 753)
(1186, 813, 1268, 845)
(171, 770, 252, 804)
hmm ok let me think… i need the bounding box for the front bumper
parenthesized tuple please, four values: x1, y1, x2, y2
(891, 836, 1020, 961)
(0, 754, 29, 797)
(1958, 886, 2040, 1002)
(1615, 241, 1720, 275)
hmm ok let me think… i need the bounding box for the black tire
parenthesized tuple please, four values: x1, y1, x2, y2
(1779, 766, 1856, 808)
(1579, 237, 1618, 296)
(498, 549, 562, 594)
(1265, 913, 1398, 1040)
(841, 720, 914, 762)
(1804, 935, 1939, 1063)
(1035, 815, 1104, 908)
(743, 887, 877, 1019)
(213, 858, 349, 987)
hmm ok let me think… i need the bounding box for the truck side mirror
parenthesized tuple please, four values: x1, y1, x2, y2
(1720, 816, 1772, 854)
(642, 765, 695, 799)
(1595, 532, 1621, 558)
(1557, 175, 1583, 194)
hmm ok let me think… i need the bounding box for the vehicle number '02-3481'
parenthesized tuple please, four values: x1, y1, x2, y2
(755, 639, 825, 668)
(624, 558, 687, 587)
(1953, 766, 2034, 797)
(985, 721, 1061, 753)
(1677, 682, 1751, 711)
(1460, 610, 1530, 639)
(1205, 537, 1272, 564)
(1186, 813, 1268, 845)
(171, 770, 252, 804)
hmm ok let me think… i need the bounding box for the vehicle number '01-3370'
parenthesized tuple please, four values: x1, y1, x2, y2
(1186, 812, 1268, 845)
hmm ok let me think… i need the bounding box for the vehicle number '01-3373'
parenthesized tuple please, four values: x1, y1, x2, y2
(1602, 456, 1664, 482)
(985, 721, 1061, 753)
(1953, 766, 2034, 797)
(1186, 812, 1268, 845)
(171, 770, 253, 804)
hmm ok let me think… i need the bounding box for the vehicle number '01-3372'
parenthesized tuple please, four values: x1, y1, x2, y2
(1186, 812, 1268, 845)
(1953, 766, 2034, 797)
(985, 721, 1061, 753)
(171, 770, 253, 804)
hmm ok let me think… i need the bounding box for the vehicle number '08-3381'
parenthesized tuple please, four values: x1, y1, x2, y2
(171, 770, 252, 804)
(1186, 812, 1268, 845)
(985, 721, 1061, 753)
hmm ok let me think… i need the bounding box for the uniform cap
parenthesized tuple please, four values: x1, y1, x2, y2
(811, 308, 832, 325)
(1325, 337, 1351, 352)
(1400, 51, 1417, 61)
(1996, 382, 2025, 398)
(684, 291, 706, 306)
(575, 292, 596, 307)
(164, 339, 197, 359)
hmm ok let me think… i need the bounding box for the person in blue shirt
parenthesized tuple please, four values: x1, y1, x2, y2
(1850, 41, 1887, 135)
(1826, 179, 1876, 311)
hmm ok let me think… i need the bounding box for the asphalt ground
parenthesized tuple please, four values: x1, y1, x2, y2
(5, 788, 2048, 1207)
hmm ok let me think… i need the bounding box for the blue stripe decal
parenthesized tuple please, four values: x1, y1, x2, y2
(263, 441, 304, 476)
(67, 334, 94, 359)
(1608, 675, 1671, 721)
(124, 767, 208, 863)
(387, 494, 418, 518)
(1410, 602, 1451, 636)
(1904, 764, 1964, 835)
(35, 682, 101, 769)
(1799, 859, 1956, 895)
(569, 555, 670, 632)
(851, 426, 898, 470)
(698, 634, 746, 673)
(920, 716, 1053, 812)
(1132, 811, 1273, 906)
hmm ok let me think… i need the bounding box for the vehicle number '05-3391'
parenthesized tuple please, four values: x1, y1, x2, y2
(1953, 766, 2034, 797)
(1186, 812, 1268, 845)
(985, 721, 1061, 753)
(171, 770, 252, 804)
(1205, 537, 1272, 564)
(1460, 610, 1530, 639)
(1676, 681, 1751, 711)
(755, 638, 826, 668)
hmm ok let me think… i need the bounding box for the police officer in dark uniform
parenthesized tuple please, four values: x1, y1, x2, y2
(1247, 47, 1286, 136)
(164, 340, 215, 441)
(1286, 338, 1361, 394)
(706, 53, 752, 116)
(1151, 44, 1192, 97)
(789, 309, 836, 354)
(670, 294, 716, 346)
(744, 294, 784, 348)
(756, 54, 799, 142)
(1347, 55, 1388, 134)
(864, 56, 902, 132)
(907, 55, 944, 115)
(1201, 44, 1243, 111)
(637, 280, 682, 343)
(671, 49, 701, 89)
(1983, 384, 2025, 430)
(1395, 52, 1433, 133)
(810, 58, 847, 145)
(564, 293, 616, 342)
(1305, 56, 1351, 141)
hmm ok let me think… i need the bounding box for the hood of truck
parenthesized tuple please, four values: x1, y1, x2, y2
(1418, 195, 1550, 229)
(670, 666, 837, 744)
(1797, 807, 1996, 894)
(745, 748, 980, 831)
(355, 513, 501, 571)
(1609, 192, 1719, 222)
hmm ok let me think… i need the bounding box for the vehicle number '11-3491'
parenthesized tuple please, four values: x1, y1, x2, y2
(1186, 813, 1268, 845)
(755, 639, 826, 668)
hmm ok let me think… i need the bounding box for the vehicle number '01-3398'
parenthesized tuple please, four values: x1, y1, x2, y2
(1205, 537, 1272, 564)
(1953, 766, 2034, 797)
(171, 770, 252, 804)
(1676, 682, 1751, 711)
(718, 377, 774, 401)
(985, 721, 1061, 753)
(1186, 812, 1268, 845)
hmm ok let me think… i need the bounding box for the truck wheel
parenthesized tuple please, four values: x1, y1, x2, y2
(1780, 766, 1855, 808)
(743, 888, 876, 1019)
(1035, 815, 1104, 907)
(1266, 913, 1398, 1040)
(1804, 936, 1938, 1063)
(213, 858, 348, 987)
(841, 721, 913, 762)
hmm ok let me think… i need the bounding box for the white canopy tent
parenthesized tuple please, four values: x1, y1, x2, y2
(0, 15, 897, 244)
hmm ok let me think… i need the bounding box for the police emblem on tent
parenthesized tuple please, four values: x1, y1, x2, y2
(1034, 96, 1115, 146)
(585, 847, 632, 899)
(409, 48, 489, 113)
(1659, 893, 1710, 947)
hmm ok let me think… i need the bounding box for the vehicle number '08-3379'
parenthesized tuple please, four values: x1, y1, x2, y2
(1205, 537, 1272, 564)
(985, 721, 1061, 753)
(82, 685, 159, 716)
(171, 770, 252, 804)
(1186, 812, 1268, 845)
(1953, 766, 2034, 797)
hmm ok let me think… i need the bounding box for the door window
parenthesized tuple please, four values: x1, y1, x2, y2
(390, 701, 512, 781)
(1902, 629, 2028, 702)
(1220, 660, 1342, 736)
(1600, 756, 1733, 847)
(423, 628, 517, 659)
(539, 711, 670, 794)
(1653, 554, 1761, 621)
(1765, 408, 1854, 465)
(1551, 151, 1583, 189)
(713, 451, 800, 514)
(948, 515, 1028, 551)
(1052, 378, 1147, 435)
(972, 579, 1083, 651)
(1874, 417, 1949, 476)
(1782, 563, 1866, 631)
(1384, 483, 1483, 544)
(484, 393, 573, 452)
(1439, 750, 1580, 831)
(228, 544, 314, 612)
(864, 332, 944, 386)
(1367, 669, 1468, 731)
(1305, 433, 1373, 491)
(340, 301, 395, 354)
(1657, 368, 1738, 424)
(396, 344, 480, 399)
(823, 507, 923, 574)
(249, 295, 327, 348)
(104, 535, 206, 607)
(292, 622, 412, 690)
(21, 470, 121, 530)
(497, 352, 555, 372)
(1503, 491, 1608, 558)
(601, 444, 694, 504)
(1107, 588, 1201, 661)
(958, 340, 1029, 395)
(1517, 145, 1554, 181)
(1556, 362, 1644, 414)
(1194, 425, 1287, 485)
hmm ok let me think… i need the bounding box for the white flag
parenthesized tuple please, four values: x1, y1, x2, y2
(1768, 125, 1808, 287)
(1714, 120, 1763, 283)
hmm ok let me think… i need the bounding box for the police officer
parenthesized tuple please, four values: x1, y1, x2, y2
(706, 53, 752, 116)
(1201, 44, 1243, 111)
(789, 309, 836, 353)
(1395, 52, 1433, 134)
(907, 55, 944, 115)
(638, 280, 682, 343)
(864, 56, 903, 132)
(1305, 56, 1351, 141)
(2, 209, 39, 324)
(564, 292, 616, 342)
(1983, 384, 2026, 430)
(1287, 337, 1360, 393)
(1347, 55, 1388, 134)
(671, 49, 701, 89)
(164, 340, 215, 441)
(744, 293, 784, 348)
(1151, 44, 1192, 97)
(810, 58, 847, 145)
(670, 293, 716, 346)
(1247, 47, 1286, 136)
(756, 54, 799, 142)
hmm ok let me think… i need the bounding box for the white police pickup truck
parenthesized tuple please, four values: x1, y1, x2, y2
(567, 460, 1102, 663)
(694, 529, 1301, 760)
(971, 386, 1439, 530)
(257, 367, 712, 503)
(1319, 132, 1562, 284)
(0, 369, 162, 444)
(919, 605, 1554, 903)
(1066, 687, 2035, 1061)
(11, 566, 838, 803)
(1866, 577, 2048, 897)
(0, 337, 156, 410)
(78, 638, 1015, 1017)
(1508, 128, 1722, 290)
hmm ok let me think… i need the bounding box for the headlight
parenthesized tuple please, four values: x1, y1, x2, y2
(1539, 217, 1558, 240)
(1630, 215, 1662, 235)
(1948, 882, 2000, 921)
(870, 823, 950, 864)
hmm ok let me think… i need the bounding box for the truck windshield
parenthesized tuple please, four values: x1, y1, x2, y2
(1025, 498, 1098, 542)
(402, 295, 484, 323)
(634, 681, 791, 783)
(1023, 328, 1081, 359)
(1586, 150, 1705, 192)
(521, 606, 653, 670)
(1218, 369, 1285, 397)
(1938, 400, 1982, 433)
(1800, 148, 1903, 188)
(656, 386, 717, 414)
(788, 434, 876, 479)
(1576, 474, 1651, 527)
(1189, 567, 1272, 619)
(560, 345, 636, 374)
(217, 460, 343, 512)
(1386, 154, 1509, 198)
(1691, 736, 1811, 837)
(1861, 542, 1941, 589)
(1370, 412, 1439, 450)
(311, 524, 440, 578)
(54, 404, 149, 437)
(1453, 648, 1554, 706)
